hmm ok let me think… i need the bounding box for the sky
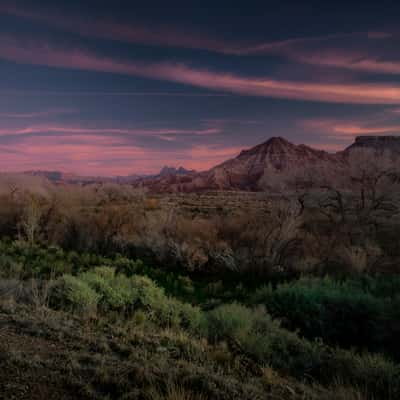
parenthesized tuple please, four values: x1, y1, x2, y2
(1, 0, 400, 175)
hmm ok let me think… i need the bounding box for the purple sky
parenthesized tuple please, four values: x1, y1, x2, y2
(1, 1, 400, 175)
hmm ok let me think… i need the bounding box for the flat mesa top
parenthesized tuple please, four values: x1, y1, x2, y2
(355, 136, 400, 142)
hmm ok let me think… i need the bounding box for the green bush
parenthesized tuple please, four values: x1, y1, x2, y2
(173, 300, 204, 332)
(128, 276, 203, 331)
(114, 256, 145, 276)
(80, 267, 138, 311)
(59, 275, 100, 315)
(251, 277, 400, 360)
(52, 268, 203, 332)
(0, 240, 117, 278)
(204, 303, 255, 341)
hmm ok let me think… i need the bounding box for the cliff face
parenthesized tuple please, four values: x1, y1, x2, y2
(346, 136, 400, 152)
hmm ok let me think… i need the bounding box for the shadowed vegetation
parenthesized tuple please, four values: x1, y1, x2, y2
(1, 181, 400, 399)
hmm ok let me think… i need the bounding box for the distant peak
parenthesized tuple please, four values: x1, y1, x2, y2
(159, 166, 195, 176)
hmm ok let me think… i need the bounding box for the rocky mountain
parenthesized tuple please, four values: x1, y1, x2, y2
(200, 137, 346, 191)
(21, 136, 400, 192)
(138, 137, 346, 192)
(137, 136, 400, 192)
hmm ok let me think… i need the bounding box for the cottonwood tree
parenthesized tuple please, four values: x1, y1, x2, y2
(217, 198, 303, 273)
(348, 148, 400, 219)
(315, 148, 400, 225)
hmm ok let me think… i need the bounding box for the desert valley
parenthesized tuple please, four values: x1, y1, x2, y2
(2, 1, 400, 399)
(1, 135, 400, 399)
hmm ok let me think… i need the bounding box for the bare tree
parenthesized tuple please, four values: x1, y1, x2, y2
(21, 195, 43, 245)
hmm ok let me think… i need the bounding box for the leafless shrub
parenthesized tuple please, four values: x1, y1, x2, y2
(29, 278, 55, 310)
(20, 195, 44, 245)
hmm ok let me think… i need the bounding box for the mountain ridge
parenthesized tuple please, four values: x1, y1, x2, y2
(136, 136, 399, 192)
(19, 135, 400, 191)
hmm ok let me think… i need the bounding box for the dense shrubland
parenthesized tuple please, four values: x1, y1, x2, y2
(251, 277, 400, 361)
(1, 173, 400, 398)
(0, 174, 398, 276)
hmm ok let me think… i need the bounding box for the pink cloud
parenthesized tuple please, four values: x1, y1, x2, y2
(331, 124, 400, 135)
(0, 134, 240, 175)
(290, 51, 400, 75)
(0, 119, 232, 175)
(237, 32, 359, 55)
(187, 145, 243, 169)
(239, 31, 400, 76)
(301, 117, 400, 139)
(2, 36, 400, 104)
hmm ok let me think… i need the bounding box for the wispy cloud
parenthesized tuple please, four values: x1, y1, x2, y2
(0, 90, 230, 97)
(301, 117, 400, 138)
(0, 135, 239, 175)
(0, 108, 74, 118)
(3, 2, 400, 81)
(0, 123, 221, 137)
(288, 51, 400, 75)
(1, 1, 394, 62)
(2, 36, 400, 104)
(0, 2, 246, 55)
(235, 32, 358, 55)
(0, 115, 235, 174)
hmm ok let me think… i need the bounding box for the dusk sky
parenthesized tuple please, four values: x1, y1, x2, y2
(1, 1, 400, 175)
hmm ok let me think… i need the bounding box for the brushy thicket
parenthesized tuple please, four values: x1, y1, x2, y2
(204, 303, 399, 398)
(251, 277, 400, 361)
(0, 176, 399, 276)
(2, 239, 400, 398)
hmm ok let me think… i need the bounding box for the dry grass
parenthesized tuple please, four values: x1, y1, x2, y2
(147, 383, 207, 400)
(339, 246, 369, 273)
